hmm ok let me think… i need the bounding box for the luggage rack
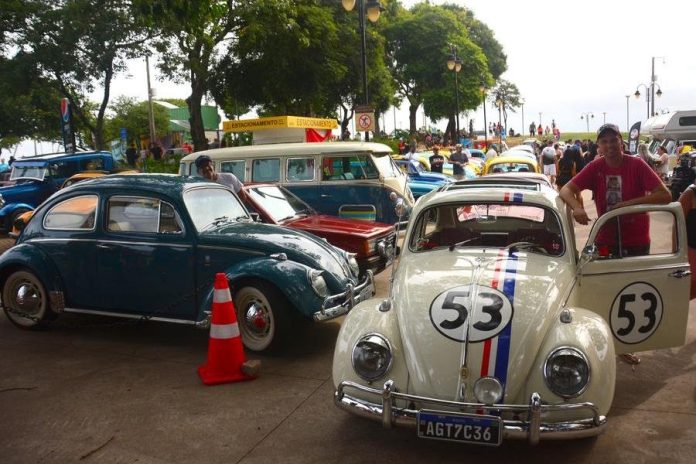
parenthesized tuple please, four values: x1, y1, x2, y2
(441, 178, 543, 192)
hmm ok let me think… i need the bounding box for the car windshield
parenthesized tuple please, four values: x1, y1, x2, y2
(183, 186, 249, 233)
(489, 162, 534, 173)
(372, 152, 400, 177)
(410, 202, 564, 256)
(10, 165, 47, 181)
(247, 185, 311, 222)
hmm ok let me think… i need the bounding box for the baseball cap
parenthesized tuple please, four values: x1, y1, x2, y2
(195, 155, 212, 169)
(596, 123, 621, 140)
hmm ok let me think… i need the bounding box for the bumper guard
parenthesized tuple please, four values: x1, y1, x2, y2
(314, 271, 375, 321)
(335, 380, 607, 445)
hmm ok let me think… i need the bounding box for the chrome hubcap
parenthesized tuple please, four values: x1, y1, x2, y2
(16, 282, 41, 315)
(244, 302, 270, 336)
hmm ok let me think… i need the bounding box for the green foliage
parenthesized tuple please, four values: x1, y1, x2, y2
(102, 96, 171, 144)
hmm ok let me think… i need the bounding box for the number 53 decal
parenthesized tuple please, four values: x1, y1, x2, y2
(429, 285, 513, 342)
(609, 282, 663, 344)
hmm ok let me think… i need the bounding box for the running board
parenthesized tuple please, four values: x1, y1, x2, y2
(62, 307, 205, 327)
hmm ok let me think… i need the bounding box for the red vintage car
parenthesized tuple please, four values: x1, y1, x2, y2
(243, 184, 396, 275)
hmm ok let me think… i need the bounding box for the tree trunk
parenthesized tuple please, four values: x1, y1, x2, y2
(409, 104, 418, 134)
(187, 78, 207, 152)
(374, 112, 381, 137)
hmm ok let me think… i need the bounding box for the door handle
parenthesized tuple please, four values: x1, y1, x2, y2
(320, 194, 331, 198)
(668, 269, 691, 278)
(96, 243, 114, 250)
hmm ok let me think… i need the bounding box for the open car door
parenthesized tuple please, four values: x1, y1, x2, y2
(576, 203, 690, 354)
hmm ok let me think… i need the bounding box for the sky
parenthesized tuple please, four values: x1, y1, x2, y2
(6, 0, 696, 157)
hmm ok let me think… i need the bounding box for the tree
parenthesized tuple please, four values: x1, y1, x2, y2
(489, 79, 522, 132)
(7, 0, 152, 150)
(140, 0, 242, 152)
(102, 96, 170, 146)
(384, 3, 490, 136)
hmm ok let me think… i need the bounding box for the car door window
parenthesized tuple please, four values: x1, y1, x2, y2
(43, 195, 98, 231)
(252, 158, 280, 182)
(107, 196, 183, 234)
(286, 157, 315, 181)
(220, 160, 245, 181)
(592, 211, 677, 258)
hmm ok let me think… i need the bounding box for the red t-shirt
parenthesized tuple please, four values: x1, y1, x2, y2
(571, 155, 663, 247)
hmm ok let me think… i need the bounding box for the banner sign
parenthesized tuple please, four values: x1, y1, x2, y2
(628, 121, 641, 154)
(223, 116, 337, 132)
(60, 98, 76, 153)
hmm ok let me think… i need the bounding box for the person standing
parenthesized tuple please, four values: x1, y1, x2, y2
(540, 140, 558, 185)
(125, 142, 138, 168)
(195, 155, 246, 200)
(655, 146, 670, 181)
(537, 124, 543, 138)
(678, 183, 696, 299)
(449, 144, 469, 180)
(560, 124, 670, 365)
(428, 146, 445, 173)
(403, 143, 417, 161)
(560, 123, 670, 254)
(529, 122, 536, 138)
(149, 143, 163, 161)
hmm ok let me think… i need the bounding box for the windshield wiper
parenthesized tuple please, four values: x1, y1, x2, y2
(200, 216, 233, 232)
(448, 236, 482, 251)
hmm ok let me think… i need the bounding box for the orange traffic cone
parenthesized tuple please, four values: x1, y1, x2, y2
(198, 273, 258, 385)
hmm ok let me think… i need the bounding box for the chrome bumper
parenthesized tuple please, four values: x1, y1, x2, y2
(335, 380, 607, 445)
(314, 271, 375, 321)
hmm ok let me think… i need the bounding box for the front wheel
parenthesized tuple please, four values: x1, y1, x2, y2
(2, 270, 51, 329)
(233, 282, 291, 352)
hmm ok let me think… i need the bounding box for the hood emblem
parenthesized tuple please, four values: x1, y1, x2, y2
(429, 284, 514, 343)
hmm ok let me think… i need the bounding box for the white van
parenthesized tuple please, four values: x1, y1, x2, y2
(179, 142, 414, 224)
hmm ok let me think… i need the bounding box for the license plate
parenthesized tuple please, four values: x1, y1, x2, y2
(417, 410, 502, 446)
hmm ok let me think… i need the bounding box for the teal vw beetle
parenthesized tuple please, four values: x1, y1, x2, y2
(0, 174, 374, 351)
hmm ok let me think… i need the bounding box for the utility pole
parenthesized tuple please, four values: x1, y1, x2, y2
(145, 55, 156, 145)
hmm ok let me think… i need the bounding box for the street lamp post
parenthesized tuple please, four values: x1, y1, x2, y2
(538, 112, 542, 130)
(446, 44, 462, 142)
(580, 112, 594, 133)
(625, 95, 630, 132)
(495, 98, 503, 145)
(480, 80, 487, 147)
(602, 112, 607, 125)
(342, 0, 383, 141)
(520, 99, 525, 138)
(635, 56, 664, 119)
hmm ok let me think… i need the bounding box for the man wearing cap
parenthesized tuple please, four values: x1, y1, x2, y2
(560, 123, 670, 254)
(195, 155, 246, 200)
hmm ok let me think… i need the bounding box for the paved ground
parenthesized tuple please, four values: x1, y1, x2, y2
(1, 193, 695, 463)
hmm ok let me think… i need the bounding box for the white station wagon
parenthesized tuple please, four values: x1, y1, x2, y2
(333, 176, 690, 446)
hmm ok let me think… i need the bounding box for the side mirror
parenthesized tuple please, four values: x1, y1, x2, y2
(249, 212, 261, 223)
(579, 244, 598, 269)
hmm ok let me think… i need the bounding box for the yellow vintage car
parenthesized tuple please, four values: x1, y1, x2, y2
(482, 155, 540, 175)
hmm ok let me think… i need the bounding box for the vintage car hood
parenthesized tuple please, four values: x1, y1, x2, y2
(284, 214, 392, 240)
(200, 221, 355, 282)
(393, 248, 574, 402)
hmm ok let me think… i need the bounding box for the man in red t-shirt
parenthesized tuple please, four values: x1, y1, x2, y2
(560, 123, 670, 256)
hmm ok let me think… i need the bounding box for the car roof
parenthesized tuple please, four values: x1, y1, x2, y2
(12, 151, 111, 164)
(180, 142, 393, 163)
(416, 177, 560, 210)
(67, 173, 221, 196)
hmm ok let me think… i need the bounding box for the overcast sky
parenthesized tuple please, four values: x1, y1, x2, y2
(97, 0, 696, 135)
(8, 0, 696, 157)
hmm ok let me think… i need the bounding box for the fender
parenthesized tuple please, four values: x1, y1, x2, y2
(196, 257, 324, 321)
(332, 297, 410, 395)
(523, 307, 616, 417)
(0, 243, 66, 311)
(0, 202, 35, 219)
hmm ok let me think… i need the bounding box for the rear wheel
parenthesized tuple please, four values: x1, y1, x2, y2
(2, 270, 50, 329)
(233, 282, 291, 352)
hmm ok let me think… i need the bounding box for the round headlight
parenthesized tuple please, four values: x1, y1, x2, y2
(352, 334, 393, 381)
(544, 347, 590, 398)
(346, 253, 360, 276)
(307, 269, 328, 297)
(473, 376, 504, 405)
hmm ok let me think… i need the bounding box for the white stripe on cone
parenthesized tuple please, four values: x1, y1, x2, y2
(210, 322, 240, 339)
(213, 287, 232, 303)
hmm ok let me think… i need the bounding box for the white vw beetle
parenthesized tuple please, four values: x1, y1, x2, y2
(333, 177, 690, 445)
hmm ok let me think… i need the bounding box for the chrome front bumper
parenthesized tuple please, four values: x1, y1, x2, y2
(314, 270, 375, 321)
(335, 380, 607, 445)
